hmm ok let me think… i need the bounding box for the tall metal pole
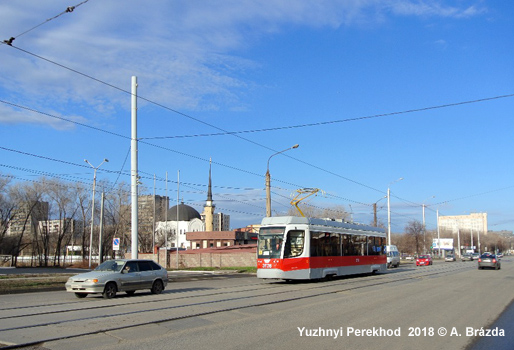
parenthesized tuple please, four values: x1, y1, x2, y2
(131, 76, 138, 259)
(265, 144, 299, 217)
(387, 177, 403, 245)
(176, 170, 180, 270)
(85, 158, 108, 269)
(477, 228, 482, 254)
(387, 188, 391, 244)
(471, 226, 474, 253)
(165, 172, 168, 249)
(457, 226, 461, 258)
(165, 171, 168, 268)
(88, 167, 97, 269)
(422, 204, 426, 253)
(98, 191, 105, 264)
(153, 174, 156, 262)
(437, 208, 441, 257)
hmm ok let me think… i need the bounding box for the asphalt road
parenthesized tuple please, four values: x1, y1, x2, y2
(0, 259, 511, 350)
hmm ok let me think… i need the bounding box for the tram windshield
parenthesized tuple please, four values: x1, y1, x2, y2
(258, 227, 285, 259)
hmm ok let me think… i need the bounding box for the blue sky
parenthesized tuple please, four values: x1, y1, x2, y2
(1, 1, 513, 232)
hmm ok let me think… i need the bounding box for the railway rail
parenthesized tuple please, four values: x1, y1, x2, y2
(0, 262, 477, 349)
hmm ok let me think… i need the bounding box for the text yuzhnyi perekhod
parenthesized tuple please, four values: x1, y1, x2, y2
(298, 327, 400, 338)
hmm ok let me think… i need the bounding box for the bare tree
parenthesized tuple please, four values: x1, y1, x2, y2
(44, 178, 81, 266)
(405, 220, 424, 255)
(8, 181, 46, 266)
(103, 182, 131, 259)
(0, 176, 15, 250)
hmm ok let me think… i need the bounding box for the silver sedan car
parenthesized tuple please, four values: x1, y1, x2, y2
(477, 253, 501, 270)
(65, 259, 168, 299)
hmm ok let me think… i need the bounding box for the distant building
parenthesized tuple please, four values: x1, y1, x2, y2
(212, 212, 231, 232)
(154, 161, 231, 249)
(7, 201, 49, 237)
(187, 227, 257, 249)
(38, 218, 80, 237)
(156, 202, 205, 249)
(438, 213, 487, 235)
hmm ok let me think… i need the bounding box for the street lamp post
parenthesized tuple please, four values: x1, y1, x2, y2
(85, 158, 108, 269)
(387, 177, 403, 245)
(422, 196, 435, 253)
(266, 144, 299, 217)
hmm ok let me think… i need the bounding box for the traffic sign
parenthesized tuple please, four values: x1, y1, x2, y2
(113, 237, 120, 251)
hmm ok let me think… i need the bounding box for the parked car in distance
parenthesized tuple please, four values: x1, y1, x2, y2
(496, 253, 503, 258)
(461, 253, 473, 261)
(65, 259, 168, 299)
(471, 253, 480, 260)
(416, 255, 433, 266)
(478, 253, 501, 270)
(445, 254, 456, 262)
(404, 256, 414, 261)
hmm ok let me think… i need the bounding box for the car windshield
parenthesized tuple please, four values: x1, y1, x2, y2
(480, 254, 492, 258)
(419, 255, 429, 259)
(94, 260, 125, 272)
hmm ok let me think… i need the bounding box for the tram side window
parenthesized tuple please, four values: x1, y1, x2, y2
(284, 230, 304, 258)
(310, 232, 321, 257)
(311, 232, 340, 257)
(376, 237, 385, 255)
(342, 235, 352, 256)
(352, 235, 367, 256)
(328, 233, 341, 256)
(368, 236, 383, 256)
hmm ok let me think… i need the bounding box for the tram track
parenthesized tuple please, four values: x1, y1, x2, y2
(0, 262, 476, 349)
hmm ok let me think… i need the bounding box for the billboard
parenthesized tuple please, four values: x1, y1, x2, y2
(432, 238, 454, 250)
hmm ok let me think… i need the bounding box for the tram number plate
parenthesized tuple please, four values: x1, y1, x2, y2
(262, 264, 272, 269)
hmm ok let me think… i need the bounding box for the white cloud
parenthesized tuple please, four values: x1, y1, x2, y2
(0, 102, 86, 130)
(0, 0, 487, 128)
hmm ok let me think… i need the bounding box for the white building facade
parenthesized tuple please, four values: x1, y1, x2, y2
(438, 212, 487, 235)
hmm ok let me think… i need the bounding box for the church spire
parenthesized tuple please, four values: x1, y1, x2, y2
(207, 158, 213, 202)
(204, 158, 215, 231)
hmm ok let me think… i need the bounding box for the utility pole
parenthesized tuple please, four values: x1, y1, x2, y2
(131, 76, 138, 259)
(373, 203, 377, 227)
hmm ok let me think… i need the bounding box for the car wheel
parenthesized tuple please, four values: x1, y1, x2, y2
(103, 282, 117, 299)
(126, 290, 136, 296)
(151, 280, 164, 294)
(75, 293, 88, 298)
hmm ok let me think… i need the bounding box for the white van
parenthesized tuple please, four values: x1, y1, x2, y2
(386, 245, 400, 268)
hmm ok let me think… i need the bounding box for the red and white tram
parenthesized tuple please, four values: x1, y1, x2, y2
(257, 216, 387, 280)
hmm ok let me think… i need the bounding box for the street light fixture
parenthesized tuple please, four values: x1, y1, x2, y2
(266, 144, 299, 217)
(85, 158, 108, 269)
(387, 177, 403, 245)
